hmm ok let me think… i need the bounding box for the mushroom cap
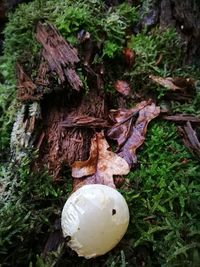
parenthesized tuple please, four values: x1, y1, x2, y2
(61, 184, 129, 258)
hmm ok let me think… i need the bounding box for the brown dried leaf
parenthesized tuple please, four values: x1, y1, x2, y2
(72, 131, 130, 188)
(149, 75, 195, 91)
(118, 103, 160, 167)
(108, 100, 150, 147)
(108, 101, 160, 167)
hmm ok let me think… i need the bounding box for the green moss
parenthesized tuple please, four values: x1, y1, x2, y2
(128, 28, 200, 98)
(171, 91, 200, 115)
(0, 59, 18, 153)
(124, 121, 200, 266)
(3, 0, 138, 62)
(0, 0, 200, 266)
(0, 151, 71, 264)
(54, 1, 139, 57)
(129, 28, 181, 75)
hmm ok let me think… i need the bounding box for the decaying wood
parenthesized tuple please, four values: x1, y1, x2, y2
(163, 115, 200, 124)
(160, 0, 200, 64)
(22, 22, 108, 181)
(36, 22, 83, 91)
(43, 219, 64, 255)
(35, 81, 107, 181)
(60, 115, 109, 128)
(179, 122, 200, 159)
(35, 61, 49, 86)
(17, 63, 43, 101)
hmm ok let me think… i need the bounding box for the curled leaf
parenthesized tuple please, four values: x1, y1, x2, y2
(108, 100, 150, 147)
(149, 75, 195, 92)
(108, 101, 160, 167)
(72, 131, 130, 188)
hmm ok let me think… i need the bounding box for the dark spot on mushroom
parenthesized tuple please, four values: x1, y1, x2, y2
(112, 209, 116, 215)
(65, 236, 71, 242)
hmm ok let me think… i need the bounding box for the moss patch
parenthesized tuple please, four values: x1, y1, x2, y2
(0, 0, 200, 266)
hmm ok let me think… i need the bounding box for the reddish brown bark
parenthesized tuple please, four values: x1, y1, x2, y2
(36, 22, 83, 91)
(35, 84, 107, 181)
(163, 115, 200, 124)
(35, 61, 50, 87)
(17, 63, 43, 101)
(179, 122, 200, 159)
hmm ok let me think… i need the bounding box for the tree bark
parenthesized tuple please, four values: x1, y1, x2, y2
(141, 0, 200, 65)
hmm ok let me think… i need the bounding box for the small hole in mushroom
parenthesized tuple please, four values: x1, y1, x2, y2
(65, 235, 71, 242)
(112, 209, 116, 215)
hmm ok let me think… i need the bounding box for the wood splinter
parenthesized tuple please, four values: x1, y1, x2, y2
(36, 22, 83, 91)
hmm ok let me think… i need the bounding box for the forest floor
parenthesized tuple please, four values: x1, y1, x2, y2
(0, 1, 200, 266)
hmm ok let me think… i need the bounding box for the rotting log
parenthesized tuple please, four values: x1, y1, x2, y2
(15, 23, 107, 181)
(34, 75, 107, 181)
(36, 22, 83, 91)
(35, 61, 50, 87)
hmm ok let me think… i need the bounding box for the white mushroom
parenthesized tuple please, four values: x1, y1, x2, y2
(61, 184, 129, 259)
